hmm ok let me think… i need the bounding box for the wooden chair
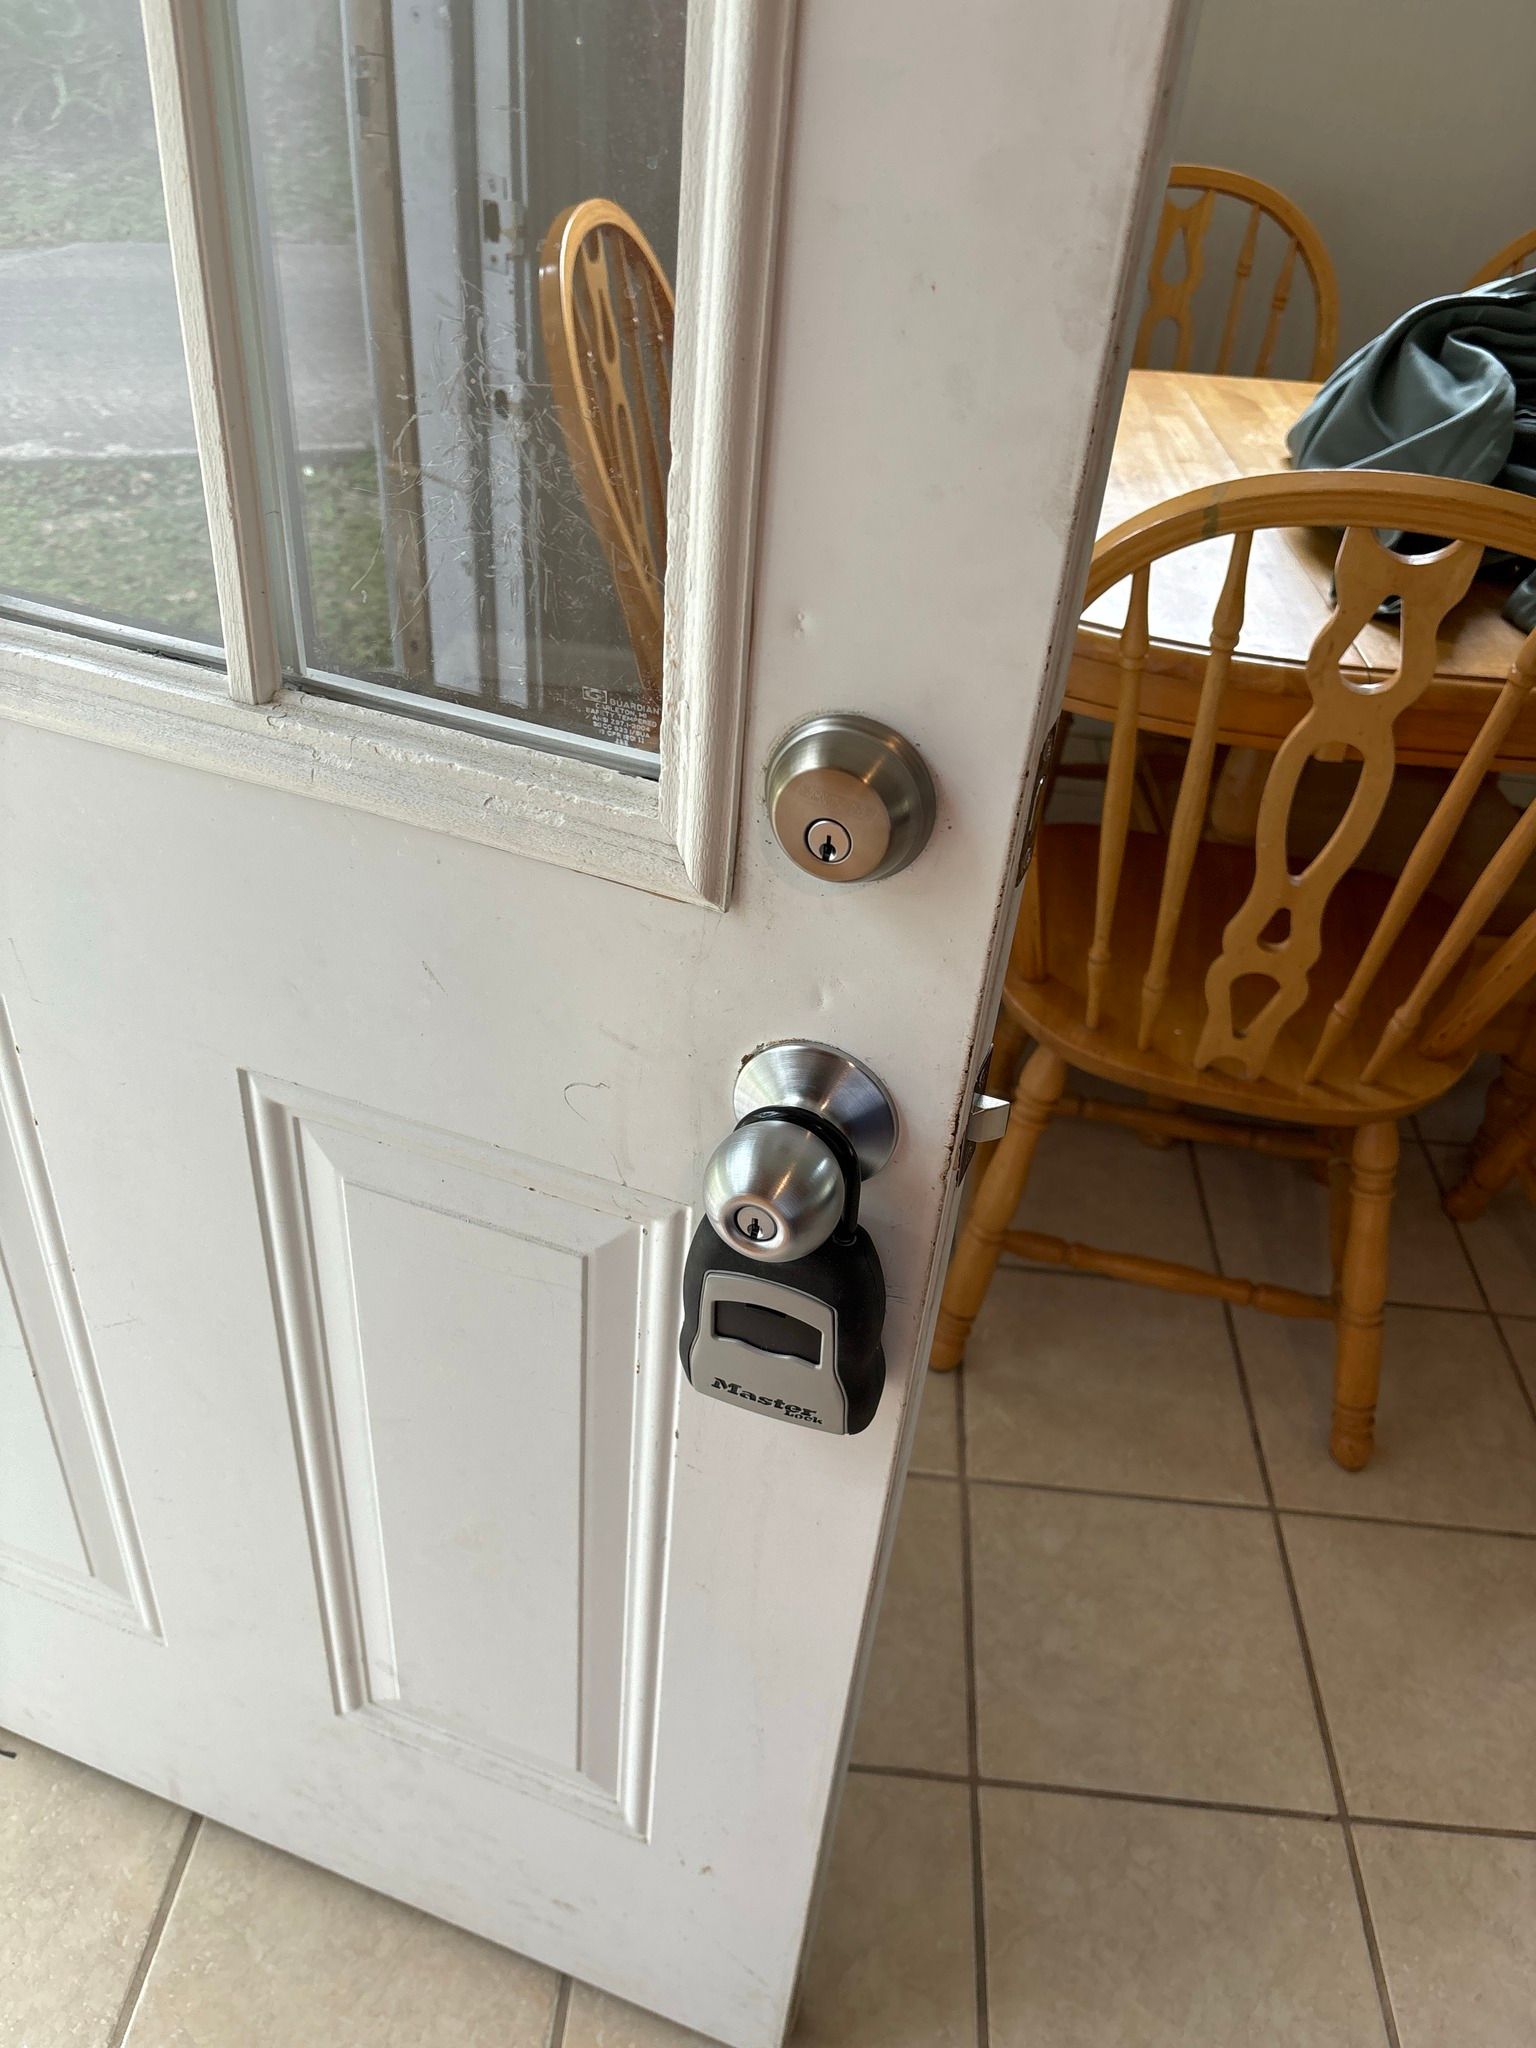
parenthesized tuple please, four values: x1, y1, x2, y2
(935, 471, 1536, 1470)
(1466, 227, 1536, 289)
(1444, 1009, 1536, 1220)
(1135, 165, 1338, 380)
(538, 199, 675, 732)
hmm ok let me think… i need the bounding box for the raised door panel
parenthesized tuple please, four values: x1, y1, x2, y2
(0, 1273, 88, 1578)
(0, 1006, 157, 1632)
(243, 1075, 683, 1834)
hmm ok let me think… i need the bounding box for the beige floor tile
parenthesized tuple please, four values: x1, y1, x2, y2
(1002, 1117, 1210, 1272)
(562, 1980, 712, 2046)
(1283, 1516, 1536, 1830)
(1497, 1314, 1536, 1408)
(1201, 1142, 1481, 1310)
(1415, 1059, 1496, 1145)
(1432, 1145, 1536, 1316)
(1234, 1304, 1536, 1531)
(963, 1268, 1263, 1501)
(981, 1788, 1387, 2048)
(0, 1729, 188, 2046)
(563, 1775, 977, 2048)
(911, 1365, 960, 1476)
(851, 1477, 969, 1774)
(969, 1487, 1332, 1809)
(1357, 1825, 1536, 2048)
(124, 1821, 559, 2046)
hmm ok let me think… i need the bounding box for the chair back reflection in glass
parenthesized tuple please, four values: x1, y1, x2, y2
(539, 200, 676, 732)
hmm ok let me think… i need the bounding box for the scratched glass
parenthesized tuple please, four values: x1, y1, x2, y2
(0, 0, 221, 646)
(241, 0, 686, 762)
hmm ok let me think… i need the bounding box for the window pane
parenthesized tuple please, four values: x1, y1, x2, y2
(0, 0, 220, 646)
(241, 0, 686, 761)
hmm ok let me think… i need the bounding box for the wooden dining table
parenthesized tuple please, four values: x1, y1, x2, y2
(1072, 370, 1536, 770)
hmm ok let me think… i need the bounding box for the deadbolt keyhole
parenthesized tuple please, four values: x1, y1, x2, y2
(805, 818, 853, 865)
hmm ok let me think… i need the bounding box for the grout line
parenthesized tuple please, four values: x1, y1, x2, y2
(1190, 1148, 1404, 2048)
(1419, 1133, 1536, 1437)
(1267, 1502, 1536, 1543)
(1490, 1313, 1536, 1434)
(967, 1472, 1271, 1515)
(545, 1975, 572, 2048)
(849, 1761, 1536, 1844)
(1351, 1812, 1536, 1845)
(977, 1775, 1335, 1824)
(953, 1367, 991, 2048)
(107, 1811, 201, 2048)
(1403, 1124, 1491, 1312)
(850, 1761, 971, 1787)
(964, 1469, 1536, 1544)
(869, 1756, 1335, 1822)
(1280, 1588, 1407, 2048)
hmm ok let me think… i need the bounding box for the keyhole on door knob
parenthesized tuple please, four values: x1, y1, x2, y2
(805, 818, 852, 865)
(733, 1202, 780, 1245)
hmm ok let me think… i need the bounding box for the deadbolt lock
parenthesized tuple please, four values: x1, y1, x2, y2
(766, 714, 936, 883)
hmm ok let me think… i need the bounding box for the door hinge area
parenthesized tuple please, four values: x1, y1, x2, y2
(1015, 709, 1068, 886)
(965, 1092, 1010, 1147)
(956, 1055, 1010, 1181)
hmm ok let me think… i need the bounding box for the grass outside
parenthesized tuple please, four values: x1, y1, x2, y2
(0, 145, 354, 252)
(0, 4, 379, 666)
(0, 156, 168, 250)
(0, 454, 393, 671)
(0, 0, 353, 251)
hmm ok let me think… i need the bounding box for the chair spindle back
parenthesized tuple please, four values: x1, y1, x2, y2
(1465, 226, 1536, 290)
(1073, 472, 1536, 1099)
(539, 199, 675, 717)
(1135, 165, 1339, 381)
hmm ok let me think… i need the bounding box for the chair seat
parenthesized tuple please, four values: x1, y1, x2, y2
(1006, 822, 1476, 1126)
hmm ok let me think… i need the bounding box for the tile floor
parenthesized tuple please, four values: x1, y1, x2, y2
(8, 1060, 1536, 2046)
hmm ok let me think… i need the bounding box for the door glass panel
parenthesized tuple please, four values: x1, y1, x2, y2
(241, 0, 686, 763)
(0, 0, 221, 648)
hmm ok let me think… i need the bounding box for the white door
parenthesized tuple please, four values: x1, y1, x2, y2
(0, 1, 1187, 2042)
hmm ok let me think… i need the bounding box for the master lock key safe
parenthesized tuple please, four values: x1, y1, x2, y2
(679, 1044, 896, 1434)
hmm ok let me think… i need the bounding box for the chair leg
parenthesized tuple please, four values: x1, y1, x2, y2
(932, 1044, 1066, 1371)
(1474, 1012, 1536, 1161)
(1444, 1097, 1536, 1221)
(1139, 1094, 1178, 1149)
(1327, 1143, 1351, 1288)
(1309, 1125, 1345, 1187)
(1330, 1119, 1398, 1472)
(987, 1009, 1028, 1099)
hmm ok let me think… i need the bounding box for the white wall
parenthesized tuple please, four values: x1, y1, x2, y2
(1171, 0, 1536, 366)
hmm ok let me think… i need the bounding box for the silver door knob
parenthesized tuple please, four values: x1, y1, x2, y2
(702, 1043, 900, 1264)
(704, 1120, 846, 1263)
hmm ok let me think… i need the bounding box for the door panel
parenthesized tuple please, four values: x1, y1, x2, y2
(244, 1073, 678, 1824)
(0, 1, 1191, 2042)
(0, 1290, 87, 1580)
(0, 1010, 155, 1631)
